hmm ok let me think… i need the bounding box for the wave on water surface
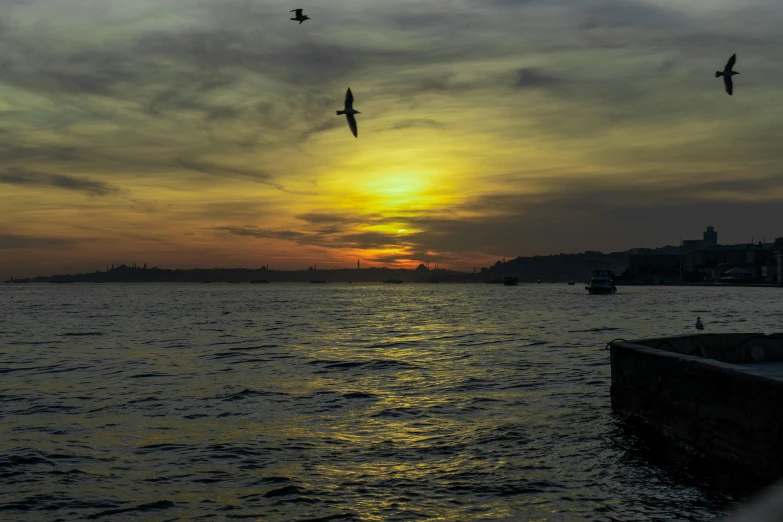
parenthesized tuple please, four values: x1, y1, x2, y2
(1, 284, 774, 520)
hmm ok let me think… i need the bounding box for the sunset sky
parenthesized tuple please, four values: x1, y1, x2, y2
(3, 0, 783, 277)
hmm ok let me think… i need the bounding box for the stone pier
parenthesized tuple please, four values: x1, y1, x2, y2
(610, 333, 783, 480)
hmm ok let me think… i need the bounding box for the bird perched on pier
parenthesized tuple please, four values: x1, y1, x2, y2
(336, 88, 360, 138)
(290, 8, 310, 24)
(696, 317, 704, 332)
(715, 54, 739, 95)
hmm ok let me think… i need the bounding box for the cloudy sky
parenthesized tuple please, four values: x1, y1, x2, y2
(2, 0, 783, 277)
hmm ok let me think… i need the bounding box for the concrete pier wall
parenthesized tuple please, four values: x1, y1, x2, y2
(626, 333, 783, 362)
(611, 334, 783, 480)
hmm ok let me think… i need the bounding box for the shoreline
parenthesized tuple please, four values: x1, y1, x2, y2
(4, 280, 783, 288)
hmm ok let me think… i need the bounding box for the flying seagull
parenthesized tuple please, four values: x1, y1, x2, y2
(290, 8, 310, 24)
(715, 54, 739, 95)
(336, 88, 360, 138)
(696, 316, 704, 332)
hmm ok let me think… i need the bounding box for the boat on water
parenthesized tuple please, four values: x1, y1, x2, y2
(568, 281, 575, 285)
(585, 270, 617, 294)
(250, 279, 269, 284)
(503, 277, 519, 286)
(382, 278, 403, 284)
(485, 277, 504, 284)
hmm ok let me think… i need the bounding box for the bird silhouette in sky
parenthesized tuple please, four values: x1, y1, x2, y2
(336, 88, 360, 138)
(290, 9, 310, 24)
(715, 54, 739, 95)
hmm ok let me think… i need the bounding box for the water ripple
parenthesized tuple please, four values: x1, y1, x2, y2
(1, 283, 771, 520)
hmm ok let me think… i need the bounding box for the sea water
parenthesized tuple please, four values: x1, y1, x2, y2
(2, 283, 779, 521)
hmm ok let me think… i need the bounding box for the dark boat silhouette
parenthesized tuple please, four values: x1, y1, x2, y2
(503, 277, 519, 286)
(586, 270, 617, 295)
(382, 278, 403, 284)
(250, 279, 269, 284)
(568, 281, 575, 285)
(485, 277, 504, 284)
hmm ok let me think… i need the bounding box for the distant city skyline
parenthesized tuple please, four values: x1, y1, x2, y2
(8, 224, 783, 279)
(4, 0, 783, 278)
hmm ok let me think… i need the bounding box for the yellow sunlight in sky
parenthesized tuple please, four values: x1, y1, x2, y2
(5, 0, 783, 278)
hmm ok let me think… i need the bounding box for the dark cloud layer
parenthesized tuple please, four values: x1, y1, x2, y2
(0, 233, 79, 249)
(515, 68, 563, 88)
(177, 160, 275, 185)
(0, 167, 118, 195)
(214, 226, 307, 242)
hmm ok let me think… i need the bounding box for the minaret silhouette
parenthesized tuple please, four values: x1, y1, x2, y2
(357, 259, 360, 270)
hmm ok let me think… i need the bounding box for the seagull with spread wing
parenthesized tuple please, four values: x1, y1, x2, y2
(715, 54, 739, 95)
(336, 88, 360, 138)
(290, 8, 310, 24)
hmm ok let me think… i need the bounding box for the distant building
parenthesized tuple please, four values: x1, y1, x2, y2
(703, 226, 718, 246)
(625, 228, 783, 284)
(626, 254, 682, 284)
(681, 225, 719, 251)
(683, 242, 776, 283)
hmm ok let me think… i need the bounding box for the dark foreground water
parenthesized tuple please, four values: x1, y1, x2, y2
(2, 283, 781, 521)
